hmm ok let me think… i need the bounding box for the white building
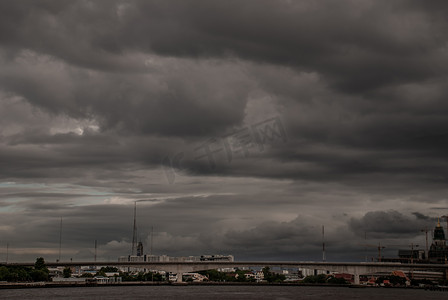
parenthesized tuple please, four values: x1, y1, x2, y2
(118, 254, 234, 263)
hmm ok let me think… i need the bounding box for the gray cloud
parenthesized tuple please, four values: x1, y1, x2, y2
(0, 0, 447, 262)
(349, 210, 434, 239)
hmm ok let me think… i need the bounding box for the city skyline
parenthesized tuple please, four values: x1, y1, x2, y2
(1, 1, 448, 262)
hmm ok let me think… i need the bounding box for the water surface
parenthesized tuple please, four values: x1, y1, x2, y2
(1, 285, 447, 300)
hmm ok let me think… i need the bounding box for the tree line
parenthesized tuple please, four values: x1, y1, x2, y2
(0, 257, 49, 282)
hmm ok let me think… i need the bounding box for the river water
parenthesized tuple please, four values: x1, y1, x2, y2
(1, 285, 447, 299)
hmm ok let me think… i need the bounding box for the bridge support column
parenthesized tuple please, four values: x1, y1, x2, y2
(176, 272, 183, 283)
(353, 273, 360, 285)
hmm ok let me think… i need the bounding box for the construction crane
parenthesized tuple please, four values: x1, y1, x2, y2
(388, 243, 420, 264)
(359, 243, 386, 262)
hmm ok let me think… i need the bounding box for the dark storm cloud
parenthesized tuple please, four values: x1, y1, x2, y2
(1, 1, 446, 93)
(1, 0, 448, 262)
(222, 217, 324, 260)
(0, 52, 253, 137)
(2, 0, 448, 113)
(412, 212, 432, 221)
(349, 210, 434, 239)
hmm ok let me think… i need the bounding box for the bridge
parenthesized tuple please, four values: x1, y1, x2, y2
(4, 261, 448, 284)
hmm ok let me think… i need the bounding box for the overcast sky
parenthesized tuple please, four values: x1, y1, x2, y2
(1, 0, 448, 263)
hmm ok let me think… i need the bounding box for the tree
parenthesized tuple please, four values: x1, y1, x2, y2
(136, 272, 145, 281)
(0, 266, 10, 281)
(34, 257, 48, 273)
(302, 274, 327, 284)
(262, 266, 286, 283)
(17, 268, 32, 282)
(63, 267, 72, 278)
(145, 271, 163, 281)
(199, 269, 227, 282)
(376, 275, 405, 286)
(262, 267, 271, 280)
(31, 257, 49, 281)
(96, 270, 106, 277)
(119, 272, 135, 281)
(100, 266, 118, 273)
(30, 269, 48, 282)
(119, 271, 164, 282)
(327, 276, 347, 284)
(235, 270, 248, 282)
(389, 275, 405, 286)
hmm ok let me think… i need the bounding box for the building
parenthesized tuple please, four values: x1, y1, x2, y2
(183, 272, 208, 282)
(428, 219, 448, 263)
(382, 218, 448, 264)
(397, 249, 426, 262)
(119, 254, 234, 263)
(282, 269, 301, 282)
(119, 240, 234, 263)
(200, 255, 234, 262)
(136, 242, 144, 257)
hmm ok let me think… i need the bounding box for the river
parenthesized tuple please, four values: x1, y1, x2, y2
(1, 285, 447, 299)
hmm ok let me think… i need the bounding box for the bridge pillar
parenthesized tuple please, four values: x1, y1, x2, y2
(353, 273, 360, 285)
(177, 272, 183, 283)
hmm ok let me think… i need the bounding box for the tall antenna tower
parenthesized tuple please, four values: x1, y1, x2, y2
(58, 217, 62, 262)
(421, 228, 429, 260)
(322, 225, 326, 262)
(94, 240, 97, 262)
(364, 231, 367, 262)
(131, 202, 137, 256)
(150, 226, 154, 256)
